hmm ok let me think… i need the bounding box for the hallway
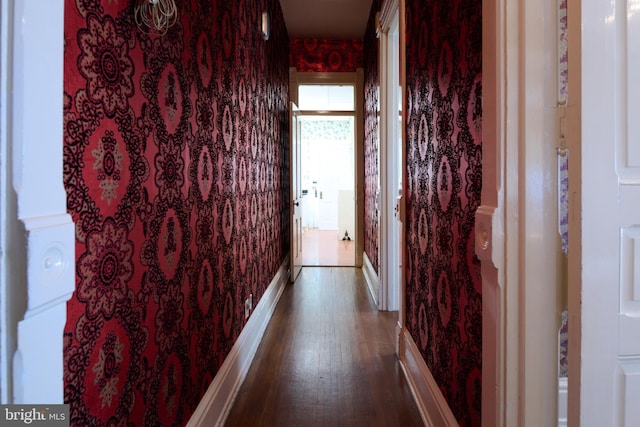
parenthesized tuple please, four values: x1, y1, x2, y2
(224, 267, 424, 427)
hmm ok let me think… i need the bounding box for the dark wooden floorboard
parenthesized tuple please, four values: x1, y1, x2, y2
(224, 267, 424, 427)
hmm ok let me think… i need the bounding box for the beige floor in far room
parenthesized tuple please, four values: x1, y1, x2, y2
(301, 228, 355, 266)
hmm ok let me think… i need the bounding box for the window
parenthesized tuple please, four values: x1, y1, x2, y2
(297, 85, 354, 111)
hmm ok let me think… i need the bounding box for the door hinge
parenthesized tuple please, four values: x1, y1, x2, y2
(557, 102, 568, 157)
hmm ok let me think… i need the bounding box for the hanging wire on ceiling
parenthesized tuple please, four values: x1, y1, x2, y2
(134, 0, 178, 35)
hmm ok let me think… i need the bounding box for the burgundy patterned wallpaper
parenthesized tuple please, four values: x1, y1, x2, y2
(363, 0, 381, 273)
(404, 1, 483, 426)
(290, 38, 364, 72)
(62, 0, 289, 424)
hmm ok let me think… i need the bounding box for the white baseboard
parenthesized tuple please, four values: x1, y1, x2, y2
(362, 252, 379, 306)
(186, 257, 290, 427)
(398, 326, 459, 427)
(558, 376, 568, 427)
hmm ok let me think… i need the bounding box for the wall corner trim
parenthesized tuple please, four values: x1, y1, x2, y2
(362, 252, 379, 306)
(398, 326, 459, 427)
(186, 256, 291, 427)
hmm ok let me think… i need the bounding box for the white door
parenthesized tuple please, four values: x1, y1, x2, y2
(316, 142, 340, 231)
(290, 103, 302, 282)
(571, 0, 640, 424)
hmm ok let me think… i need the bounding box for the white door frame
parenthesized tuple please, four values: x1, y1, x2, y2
(378, 0, 401, 312)
(0, 0, 74, 403)
(290, 102, 303, 281)
(566, 0, 581, 423)
(479, 0, 562, 424)
(289, 69, 365, 268)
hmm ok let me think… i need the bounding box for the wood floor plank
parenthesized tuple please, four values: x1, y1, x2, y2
(224, 267, 424, 427)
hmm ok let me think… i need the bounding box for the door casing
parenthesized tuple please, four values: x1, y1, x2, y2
(0, 0, 75, 404)
(479, 0, 563, 424)
(378, 0, 402, 313)
(289, 69, 365, 268)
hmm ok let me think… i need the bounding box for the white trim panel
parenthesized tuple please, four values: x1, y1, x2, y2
(617, 360, 640, 426)
(362, 252, 379, 307)
(398, 326, 459, 427)
(3, 0, 74, 404)
(186, 257, 290, 427)
(558, 376, 568, 427)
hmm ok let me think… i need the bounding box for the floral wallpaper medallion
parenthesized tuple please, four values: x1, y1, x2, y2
(418, 209, 428, 254)
(222, 198, 234, 244)
(197, 144, 214, 201)
(239, 236, 248, 275)
(155, 281, 185, 351)
(238, 156, 248, 195)
(77, 13, 134, 118)
(77, 218, 133, 320)
(222, 105, 233, 151)
(196, 32, 213, 88)
(197, 258, 214, 314)
(250, 126, 258, 159)
(238, 78, 247, 116)
(418, 302, 429, 351)
(437, 156, 453, 211)
(85, 123, 130, 210)
(159, 209, 184, 278)
(222, 291, 233, 338)
(155, 135, 186, 206)
(90, 330, 125, 410)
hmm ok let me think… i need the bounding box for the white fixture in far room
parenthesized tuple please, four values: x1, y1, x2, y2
(261, 11, 270, 41)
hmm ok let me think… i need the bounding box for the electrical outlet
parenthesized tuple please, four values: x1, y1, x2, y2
(244, 298, 250, 320)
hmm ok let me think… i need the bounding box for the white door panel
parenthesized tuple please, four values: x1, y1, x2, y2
(579, 0, 640, 424)
(290, 103, 302, 281)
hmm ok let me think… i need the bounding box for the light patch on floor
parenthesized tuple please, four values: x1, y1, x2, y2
(301, 228, 355, 266)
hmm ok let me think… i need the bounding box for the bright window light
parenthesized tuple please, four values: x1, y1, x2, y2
(298, 85, 354, 111)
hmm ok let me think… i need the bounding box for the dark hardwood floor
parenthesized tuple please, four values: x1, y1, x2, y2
(224, 267, 424, 427)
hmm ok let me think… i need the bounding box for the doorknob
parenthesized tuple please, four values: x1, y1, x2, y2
(294, 202, 299, 206)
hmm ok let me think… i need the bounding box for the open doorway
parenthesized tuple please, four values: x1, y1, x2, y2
(297, 84, 356, 266)
(300, 114, 355, 266)
(289, 69, 365, 271)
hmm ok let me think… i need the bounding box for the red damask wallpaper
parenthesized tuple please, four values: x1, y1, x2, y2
(290, 38, 364, 72)
(62, 0, 290, 425)
(404, 1, 483, 426)
(363, 0, 381, 273)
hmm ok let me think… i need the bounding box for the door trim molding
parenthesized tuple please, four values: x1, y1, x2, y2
(377, 0, 402, 312)
(479, 0, 520, 422)
(378, 0, 399, 33)
(289, 68, 365, 268)
(566, 0, 581, 422)
(480, 0, 562, 424)
(1, 0, 75, 404)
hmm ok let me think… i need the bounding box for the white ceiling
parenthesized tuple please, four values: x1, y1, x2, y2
(279, 0, 374, 39)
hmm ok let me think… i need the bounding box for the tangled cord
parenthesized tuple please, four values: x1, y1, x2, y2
(135, 0, 178, 34)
